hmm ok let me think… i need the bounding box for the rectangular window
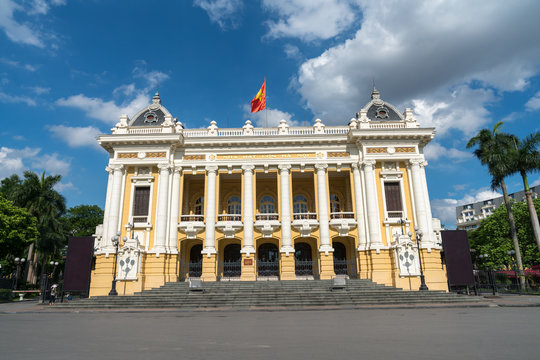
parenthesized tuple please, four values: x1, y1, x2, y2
(133, 186, 150, 222)
(384, 182, 403, 218)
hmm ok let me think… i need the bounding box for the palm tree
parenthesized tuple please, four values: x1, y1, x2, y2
(12, 171, 67, 283)
(467, 122, 525, 287)
(508, 132, 540, 252)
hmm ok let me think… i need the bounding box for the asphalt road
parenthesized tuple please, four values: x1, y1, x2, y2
(1, 307, 538, 360)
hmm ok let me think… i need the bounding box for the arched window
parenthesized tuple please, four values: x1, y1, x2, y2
(330, 194, 341, 213)
(293, 194, 308, 214)
(194, 196, 204, 215)
(259, 195, 275, 213)
(227, 196, 241, 214)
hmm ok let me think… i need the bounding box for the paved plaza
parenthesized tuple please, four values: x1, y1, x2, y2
(1, 301, 539, 360)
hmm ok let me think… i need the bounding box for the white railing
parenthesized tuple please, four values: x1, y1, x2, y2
(125, 122, 406, 136)
(128, 127, 164, 134)
(368, 122, 406, 129)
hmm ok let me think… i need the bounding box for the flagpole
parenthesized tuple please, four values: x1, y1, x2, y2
(265, 76, 268, 128)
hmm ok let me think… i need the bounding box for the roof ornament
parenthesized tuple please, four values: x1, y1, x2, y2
(152, 91, 161, 105)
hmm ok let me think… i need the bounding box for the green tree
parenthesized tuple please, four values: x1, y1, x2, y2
(508, 132, 540, 252)
(469, 198, 540, 268)
(0, 195, 39, 273)
(63, 205, 104, 237)
(467, 122, 525, 286)
(11, 171, 68, 282)
(0, 174, 22, 200)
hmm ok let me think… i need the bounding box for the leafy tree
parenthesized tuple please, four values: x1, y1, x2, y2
(11, 171, 68, 282)
(469, 198, 540, 268)
(63, 205, 104, 237)
(508, 132, 540, 252)
(467, 122, 525, 286)
(0, 174, 22, 200)
(0, 195, 39, 273)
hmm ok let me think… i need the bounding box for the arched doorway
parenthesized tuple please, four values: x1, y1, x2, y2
(294, 242, 313, 276)
(333, 242, 347, 275)
(222, 243, 241, 278)
(257, 243, 279, 277)
(189, 244, 202, 278)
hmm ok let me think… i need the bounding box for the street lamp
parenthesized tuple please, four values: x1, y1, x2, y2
(49, 261, 59, 280)
(398, 218, 408, 235)
(108, 232, 121, 296)
(13, 257, 26, 290)
(408, 226, 429, 291)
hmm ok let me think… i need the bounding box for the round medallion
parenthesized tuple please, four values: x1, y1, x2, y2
(137, 152, 146, 159)
(387, 147, 395, 154)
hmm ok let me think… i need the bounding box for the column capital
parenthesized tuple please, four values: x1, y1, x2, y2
(172, 166, 182, 174)
(241, 165, 255, 173)
(105, 166, 113, 174)
(315, 163, 328, 172)
(205, 165, 218, 174)
(157, 163, 171, 171)
(361, 159, 376, 168)
(278, 164, 291, 172)
(109, 164, 124, 172)
(351, 162, 361, 170)
(409, 158, 426, 167)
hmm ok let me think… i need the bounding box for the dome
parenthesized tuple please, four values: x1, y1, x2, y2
(359, 88, 404, 121)
(129, 91, 174, 127)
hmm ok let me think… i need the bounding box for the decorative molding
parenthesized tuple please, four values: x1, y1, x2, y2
(146, 152, 166, 158)
(327, 152, 350, 158)
(184, 154, 205, 161)
(118, 152, 137, 159)
(395, 147, 415, 153)
(217, 153, 316, 160)
(366, 147, 386, 154)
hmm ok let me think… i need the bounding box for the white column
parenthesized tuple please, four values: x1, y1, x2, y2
(100, 166, 114, 250)
(202, 166, 218, 256)
(420, 161, 436, 246)
(279, 164, 294, 254)
(153, 163, 170, 255)
(168, 167, 181, 254)
(362, 160, 382, 249)
(105, 164, 124, 252)
(241, 165, 255, 256)
(410, 159, 429, 246)
(316, 164, 333, 254)
(352, 163, 367, 250)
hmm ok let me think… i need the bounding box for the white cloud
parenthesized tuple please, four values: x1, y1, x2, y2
(27, 86, 50, 95)
(0, 57, 38, 71)
(0, 91, 37, 106)
(0, 0, 65, 48)
(292, 1, 540, 132)
(431, 188, 501, 228)
(56, 93, 149, 124)
(0, 146, 40, 178)
(49, 125, 102, 149)
(263, 0, 357, 42)
(525, 91, 540, 111)
(424, 142, 471, 162)
(132, 61, 169, 89)
(31, 153, 70, 176)
(242, 104, 297, 127)
(54, 181, 75, 193)
(283, 44, 302, 60)
(194, 0, 243, 30)
(0, 0, 44, 47)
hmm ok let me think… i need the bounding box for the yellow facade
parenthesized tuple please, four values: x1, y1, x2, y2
(91, 90, 448, 297)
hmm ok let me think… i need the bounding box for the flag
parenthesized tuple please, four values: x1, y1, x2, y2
(250, 80, 266, 113)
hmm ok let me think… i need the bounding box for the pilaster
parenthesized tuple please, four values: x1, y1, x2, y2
(318, 253, 335, 280)
(278, 164, 294, 254)
(280, 252, 296, 280)
(203, 165, 218, 256)
(201, 253, 217, 281)
(240, 254, 257, 281)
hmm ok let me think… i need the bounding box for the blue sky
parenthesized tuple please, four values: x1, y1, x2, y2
(1, 0, 539, 228)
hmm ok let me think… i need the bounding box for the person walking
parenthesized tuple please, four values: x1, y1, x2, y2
(49, 284, 57, 305)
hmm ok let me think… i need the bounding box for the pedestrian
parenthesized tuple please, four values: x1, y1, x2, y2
(49, 284, 57, 305)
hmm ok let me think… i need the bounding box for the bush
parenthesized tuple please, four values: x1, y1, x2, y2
(0, 288, 13, 302)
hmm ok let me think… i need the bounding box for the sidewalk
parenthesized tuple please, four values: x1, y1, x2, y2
(1, 294, 539, 313)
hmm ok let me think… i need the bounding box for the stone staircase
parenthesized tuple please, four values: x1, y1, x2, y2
(59, 279, 486, 309)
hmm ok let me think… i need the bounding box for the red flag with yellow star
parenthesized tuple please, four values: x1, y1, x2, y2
(250, 80, 266, 113)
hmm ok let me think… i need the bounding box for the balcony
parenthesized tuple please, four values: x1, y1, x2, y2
(385, 211, 404, 220)
(254, 213, 280, 238)
(329, 212, 357, 236)
(292, 213, 319, 237)
(216, 214, 243, 238)
(178, 215, 205, 239)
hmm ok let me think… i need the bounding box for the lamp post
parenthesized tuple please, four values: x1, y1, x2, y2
(108, 232, 121, 296)
(408, 227, 428, 291)
(49, 261, 59, 281)
(507, 250, 521, 293)
(398, 218, 408, 235)
(13, 257, 26, 290)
